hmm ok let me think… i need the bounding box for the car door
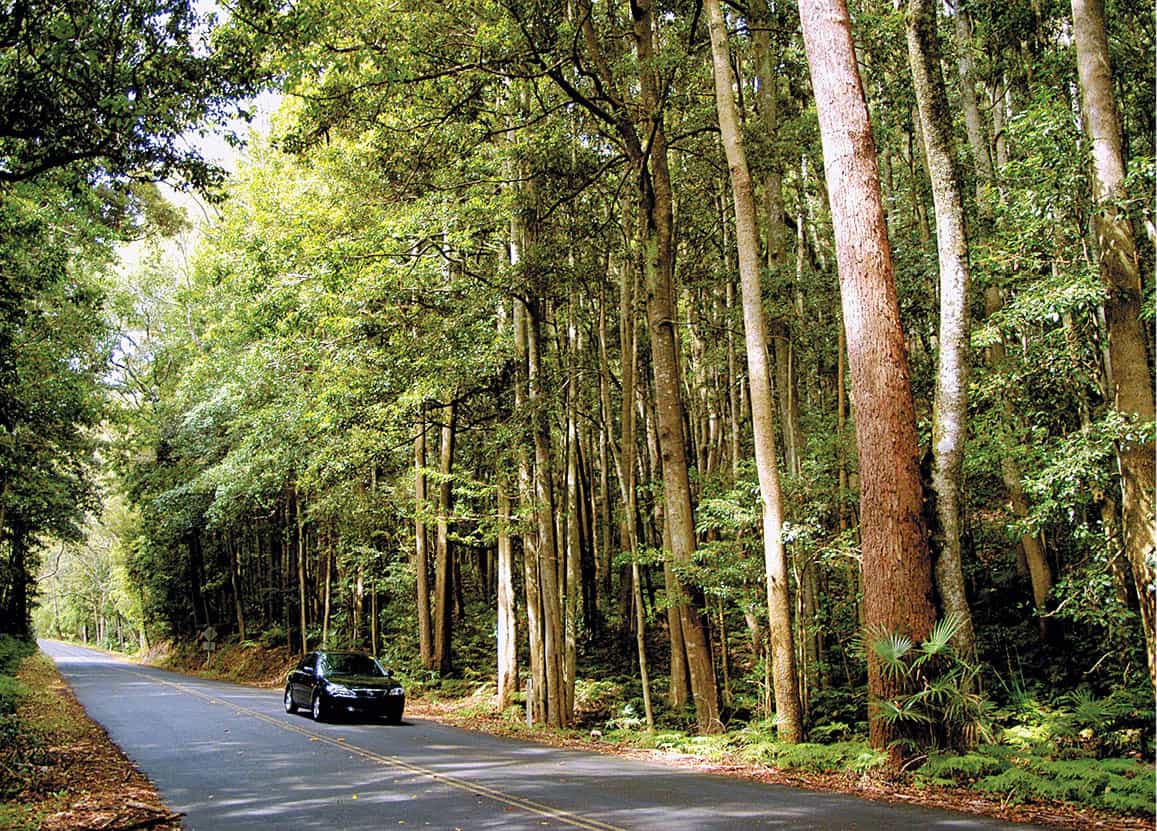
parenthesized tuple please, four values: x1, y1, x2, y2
(292, 653, 318, 706)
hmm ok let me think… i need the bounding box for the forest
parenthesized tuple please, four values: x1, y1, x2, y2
(1, 0, 1154, 802)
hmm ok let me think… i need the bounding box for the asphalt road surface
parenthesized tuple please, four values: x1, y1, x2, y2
(41, 640, 1052, 831)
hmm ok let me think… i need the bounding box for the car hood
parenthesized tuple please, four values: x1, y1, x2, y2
(325, 674, 402, 690)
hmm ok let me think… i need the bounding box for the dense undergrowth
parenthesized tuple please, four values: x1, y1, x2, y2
(408, 667, 1155, 819)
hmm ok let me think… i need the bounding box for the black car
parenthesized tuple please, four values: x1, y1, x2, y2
(284, 651, 405, 723)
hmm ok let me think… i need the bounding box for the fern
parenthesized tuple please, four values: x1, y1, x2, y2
(774, 740, 887, 774)
(915, 751, 1006, 786)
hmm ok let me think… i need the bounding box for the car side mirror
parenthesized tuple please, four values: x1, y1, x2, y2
(383, 669, 393, 678)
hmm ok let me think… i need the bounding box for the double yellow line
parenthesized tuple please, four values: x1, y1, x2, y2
(135, 670, 625, 831)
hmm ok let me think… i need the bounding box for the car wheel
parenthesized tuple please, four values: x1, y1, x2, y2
(284, 686, 297, 714)
(385, 707, 403, 725)
(311, 692, 326, 722)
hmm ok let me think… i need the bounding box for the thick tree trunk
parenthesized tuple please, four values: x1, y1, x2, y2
(907, 0, 977, 659)
(433, 400, 457, 675)
(798, 0, 938, 763)
(705, 0, 803, 743)
(1071, 0, 1157, 689)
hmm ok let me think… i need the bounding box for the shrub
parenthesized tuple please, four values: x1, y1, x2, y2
(865, 614, 994, 752)
(0, 637, 34, 716)
(574, 679, 624, 722)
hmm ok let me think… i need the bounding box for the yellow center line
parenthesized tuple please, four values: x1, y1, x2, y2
(131, 669, 626, 831)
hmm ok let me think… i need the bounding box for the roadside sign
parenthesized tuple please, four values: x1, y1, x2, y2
(201, 625, 218, 667)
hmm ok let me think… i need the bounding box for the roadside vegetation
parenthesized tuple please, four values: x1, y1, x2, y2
(0, 636, 179, 831)
(141, 629, 1155, 828)
(0, 0, 1153, 826)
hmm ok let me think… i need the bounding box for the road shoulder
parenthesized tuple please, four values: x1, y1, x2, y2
(4, 650, 182, 831)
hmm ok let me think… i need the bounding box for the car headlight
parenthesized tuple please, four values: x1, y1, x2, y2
(388, 687, 404, 697)
(325, 683, 356, 698)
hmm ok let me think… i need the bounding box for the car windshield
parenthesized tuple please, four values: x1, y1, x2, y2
(321, 653, 383, 677)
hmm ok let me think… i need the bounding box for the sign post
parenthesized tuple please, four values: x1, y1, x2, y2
(200, 625, 218, 668)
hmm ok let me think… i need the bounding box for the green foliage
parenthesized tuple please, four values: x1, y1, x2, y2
(732, 727, 886, 776)
(915, 750, 1007, 787)
(993, 683, 1155, 761)
(864, 614, 994, 751)
(0, 639, 32, 715)
(973, 755, 1155, 816)
(0, 0, 264, 189)
(775, 741, 888, 775)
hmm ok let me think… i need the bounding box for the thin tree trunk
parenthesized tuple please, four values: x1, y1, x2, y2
(295, 487, 307, 654)
(725, 280, 742, 482)
(705, 0, 803, 742)
(617, 241, 655, 729)
(527, 301, 567, 727)
(798, 0, 938, 763)
(433, 400, 457, 675)
(415, 407, 434, 668)
(228, 535, 246, 642)
(1071, 0, 1157, 689)
(514, 299, 546, 725)
(564, 289, 582, 719)
(907, 0, 977, 659)
(951, 2, 994, 207)
(837, 315, 849, 532)
(497, 487, 518, 707)
(321, 529, 332, 648)
(370, 582, 378, 657)
(635, 0, 720, 733)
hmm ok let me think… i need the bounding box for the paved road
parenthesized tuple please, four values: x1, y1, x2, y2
(42, 640, 1051, 831)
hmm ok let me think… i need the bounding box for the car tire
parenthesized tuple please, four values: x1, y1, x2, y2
(284, 686, 297, 714)
(312, 692, 326, 722)
(385, 707, 402, 725)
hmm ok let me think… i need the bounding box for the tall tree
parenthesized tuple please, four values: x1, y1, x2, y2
(906, 0, 977, 658)
(1070, 0, 1156, 689)
(632, 0, 722, 734)
(414, 406, 434, 668)
(797, 0, 938, 761)
(704, 0, 803, 743)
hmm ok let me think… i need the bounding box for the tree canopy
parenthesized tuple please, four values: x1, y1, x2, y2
(10, 0, 1156, 784)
